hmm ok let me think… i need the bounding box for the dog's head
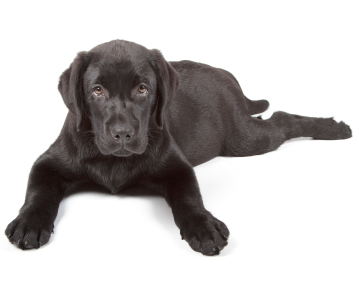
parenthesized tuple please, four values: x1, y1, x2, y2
(58, 40, 178, 157)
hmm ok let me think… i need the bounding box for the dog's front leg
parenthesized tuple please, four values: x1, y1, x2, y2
(145, 162, 229, 255)
(5, 152, 70, 249)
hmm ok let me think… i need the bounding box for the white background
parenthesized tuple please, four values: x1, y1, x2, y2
(1, 1, 358, 291)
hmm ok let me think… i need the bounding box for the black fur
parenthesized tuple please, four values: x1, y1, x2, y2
(5, 40, 352, 255)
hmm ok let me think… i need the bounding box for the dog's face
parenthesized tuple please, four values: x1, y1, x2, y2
(58, 40, 179, 157)
(83, 53, 158, 157)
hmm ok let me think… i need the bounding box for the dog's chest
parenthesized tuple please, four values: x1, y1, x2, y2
(83, 156, 146, 194)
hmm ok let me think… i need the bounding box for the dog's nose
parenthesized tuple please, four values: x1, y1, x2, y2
(110, 126, 135, 142)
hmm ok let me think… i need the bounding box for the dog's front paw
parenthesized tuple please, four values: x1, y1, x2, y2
(5, 213, 54, 250)
(179, 212, 229, 256)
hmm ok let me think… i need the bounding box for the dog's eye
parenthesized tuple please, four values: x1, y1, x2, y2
(138, 85, 148, 94)
(93, 86, 103, 95)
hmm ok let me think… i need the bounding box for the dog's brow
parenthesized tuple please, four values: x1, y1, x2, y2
(134, 75, 151, 85)
(85, 67, 100, 87)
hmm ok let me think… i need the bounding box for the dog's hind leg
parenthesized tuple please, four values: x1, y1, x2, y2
(222, 111, 352, 157)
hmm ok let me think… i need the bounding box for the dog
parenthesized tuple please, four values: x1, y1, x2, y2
(5, 40, 352, 255)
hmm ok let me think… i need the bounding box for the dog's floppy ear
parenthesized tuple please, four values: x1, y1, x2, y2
(150, 49, 179, 129)
(58, 52, 90, 131)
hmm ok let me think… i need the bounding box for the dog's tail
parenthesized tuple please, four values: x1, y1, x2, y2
(244, 95, 269, 115)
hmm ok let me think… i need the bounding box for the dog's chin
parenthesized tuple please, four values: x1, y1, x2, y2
(111, 145, 148, 157)
(111, 149, 134, 157)
(97, 143, 147, 157)
(97, 146, 134, 157)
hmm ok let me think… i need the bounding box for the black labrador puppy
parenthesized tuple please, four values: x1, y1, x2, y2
(5, 40, 352, 255)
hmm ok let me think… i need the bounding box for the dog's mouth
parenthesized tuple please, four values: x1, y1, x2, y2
(97, 143, 135, 157)
(111, 148, 134, 157)
(95, 135, 147, 157)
